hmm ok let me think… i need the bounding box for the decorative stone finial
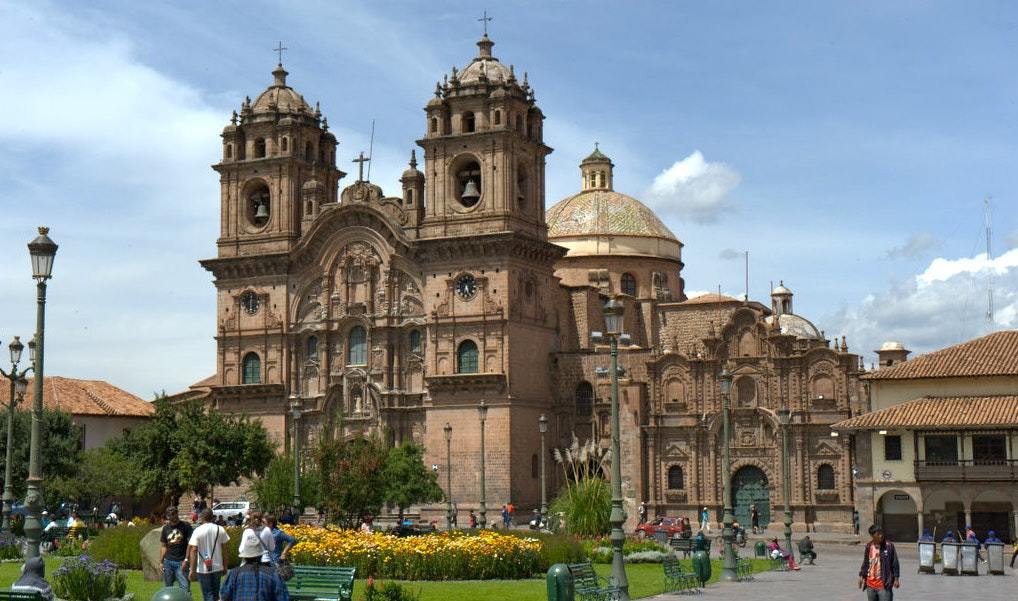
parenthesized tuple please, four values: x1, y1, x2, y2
(272, 63, 288, 87)
(409, 149, 418, 170)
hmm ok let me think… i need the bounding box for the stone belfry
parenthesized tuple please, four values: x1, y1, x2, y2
(215, 60, 344, 258)
(417, 32, 550, 240)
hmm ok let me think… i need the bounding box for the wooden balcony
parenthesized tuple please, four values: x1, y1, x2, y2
(914, 459, 1018, 481)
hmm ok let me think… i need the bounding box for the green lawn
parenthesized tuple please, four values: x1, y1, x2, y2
(0, 556, 772, 601)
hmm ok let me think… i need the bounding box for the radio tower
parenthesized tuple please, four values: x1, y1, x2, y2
(985, 197, 994, 323)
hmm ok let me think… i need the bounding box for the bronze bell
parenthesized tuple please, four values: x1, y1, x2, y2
(461, 179, 480, 202)
(254, 200, 269, 220)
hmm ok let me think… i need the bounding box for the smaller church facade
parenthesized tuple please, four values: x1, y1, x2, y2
(185, 32, 864, 532)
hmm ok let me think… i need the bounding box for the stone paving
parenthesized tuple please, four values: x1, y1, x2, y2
(648, 544, 1016, 600)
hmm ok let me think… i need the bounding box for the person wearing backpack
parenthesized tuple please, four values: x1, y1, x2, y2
(188, 508, 231, 601)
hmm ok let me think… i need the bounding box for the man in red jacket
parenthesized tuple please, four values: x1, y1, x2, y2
(858, 525, 900, 601)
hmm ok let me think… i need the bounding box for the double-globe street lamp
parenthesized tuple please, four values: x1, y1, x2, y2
(288, 394, 303, 521)
(601, 299, 630, 601)
(25, 227, 57, 559)
(777, 408, 793, 554)
(0, 336, 34, 533)
(477, 400, 488, 529)
(444, 422, 453, 530)
(538, 414, 548, 527)
(718, 367, 738, 582)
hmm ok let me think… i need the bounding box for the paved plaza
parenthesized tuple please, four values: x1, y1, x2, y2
(650, 544, 1016, 600)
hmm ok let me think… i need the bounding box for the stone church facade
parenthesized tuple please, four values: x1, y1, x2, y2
(184, 33, 863, 531)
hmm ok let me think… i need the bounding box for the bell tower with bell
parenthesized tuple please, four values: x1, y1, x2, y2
(417, 29, 551, 240)
(213, 52, 343, 258)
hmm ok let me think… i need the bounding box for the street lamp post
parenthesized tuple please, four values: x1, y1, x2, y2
(444, 422, 454, 530)
(719, 367, 738, 582)
(0, 337, 33, 533)
(603, 299, 630, 601)
(24, 227, 57, 559)
(477, 401, 488, 529)
(538, 414, 548, 526)
(777, 408, 793, 554)
(289, 395, 302, 521)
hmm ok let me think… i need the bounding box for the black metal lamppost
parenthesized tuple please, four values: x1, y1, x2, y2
(777, 408, 793, 553)
(24, 227, 57, 559)
(0, 335, 32, 532)
(477, 400, 488, 529)
(288, 394, 302, 521)
(719, 367, 738, 582)
(602, 299, 630, 600)
(538, 414, 548, 526)
(444, 422, 453, 530)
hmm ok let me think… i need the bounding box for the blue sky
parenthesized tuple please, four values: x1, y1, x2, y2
(0, 1, 1016, 397)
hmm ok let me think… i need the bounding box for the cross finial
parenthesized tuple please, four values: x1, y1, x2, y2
(352, 151, 371, 182)
(478, 9, 493, 36)
(595, 141, 599, 150)
(273, 41, 288, 65)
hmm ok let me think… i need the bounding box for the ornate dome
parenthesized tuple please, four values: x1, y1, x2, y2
(546, 147, 681, 260)
(764, 313, 823, 340)
(879, 340, 905, 351)
(249, 65, 313, 115)
(456, 34, 514, 85)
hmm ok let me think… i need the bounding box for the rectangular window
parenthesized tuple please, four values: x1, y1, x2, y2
(924, 435, 958, 464)
(973, 435, 1007, 465)
(884, 435, 902, 461)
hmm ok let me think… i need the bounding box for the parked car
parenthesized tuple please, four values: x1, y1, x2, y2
(211, 501, 251, 520)
(635, 516, 690, 540)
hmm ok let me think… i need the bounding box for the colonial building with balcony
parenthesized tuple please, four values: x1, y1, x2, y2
(834, 331, 1018, 542)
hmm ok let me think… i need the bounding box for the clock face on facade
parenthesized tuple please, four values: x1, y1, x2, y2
(241, 291, 261, 315)
(455, 274, 477, 300)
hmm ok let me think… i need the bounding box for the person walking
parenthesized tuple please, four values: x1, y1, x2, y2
(500, 505, 510, 529)
(700, 507, 710, 534)
(188, 508, 230, 601)
(858, 525, 899, 601)
(220, 529, 290, 601)
(468, 510, 477, 528)
(242, 512, 276, 566)
(265, 514, 296, 563)
(750, 504, 760, 534)
(637, 502, 647, 525)
(160, 506, 193, 590)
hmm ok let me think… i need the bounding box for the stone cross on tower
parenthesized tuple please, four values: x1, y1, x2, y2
(352, 152, 370, 182)
(478, 10, 493, 35)
(273, 41, 288, 64)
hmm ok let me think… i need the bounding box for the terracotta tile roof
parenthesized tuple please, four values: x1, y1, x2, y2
(832, 395, 1018, 431)
(22, 377, 154, 417)
(863, 330, 1018, 380)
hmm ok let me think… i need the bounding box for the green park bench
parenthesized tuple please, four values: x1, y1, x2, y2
(567, 562, 620, 601)
(736, 557, 754, 581)
(670, 536, 693, 559)
(662, 555, 699, 593)
(288, 565, 356, 601)
(0, 592, 44, 601)
(41, 526, 69, 542)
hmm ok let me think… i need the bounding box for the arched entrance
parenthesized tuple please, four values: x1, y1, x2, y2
(877, 490, 918, 542)
(732, 466, 770, 528)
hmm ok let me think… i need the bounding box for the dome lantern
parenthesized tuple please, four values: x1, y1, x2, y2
(581, 144, 613, 191)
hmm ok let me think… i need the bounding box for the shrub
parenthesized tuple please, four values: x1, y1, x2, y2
(504, 531, 585, 568)
(86, 526, 151, 569)
(52, 556, 127, 601)
(548, 478, 610, 536)
(53, 537, 88, 557)
(0, 539, 21, 560)
(361, 579, 421, 601)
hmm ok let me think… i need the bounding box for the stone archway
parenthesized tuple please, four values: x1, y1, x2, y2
(732, 466, 770, 528)
(877, 490, 918, 542)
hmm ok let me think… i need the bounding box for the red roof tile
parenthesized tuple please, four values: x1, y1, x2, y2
(832, 395, 1018, 430)
(21, 377, 154, 417)
(863, 330, 1018, 380)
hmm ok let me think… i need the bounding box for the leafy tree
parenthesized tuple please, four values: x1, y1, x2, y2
(48, 446, 142, 511)
(248, 453, 321, 514)
(0, 408, 81, 506)
(314, 435, 388, 528)
(381, 442, 444, 521)
(113, 399, 275, 511)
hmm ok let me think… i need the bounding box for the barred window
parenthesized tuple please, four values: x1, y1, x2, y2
(242, 352, 261, 384)
(575, 381, 594, 417)
(668, 466, 684, 490)
(348, 327, 367, 365)
(306, 336, 318, 361)
(409, 330, 423, 353)
(621, 273, 637, 296)
(457, 340, 478, 374)
(817, 464, 835, 490)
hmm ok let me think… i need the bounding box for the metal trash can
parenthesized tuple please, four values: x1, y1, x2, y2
(654, 530, 669, 546)
(986, 542, 1005, 575)
(546, 563, 574, 601)
(960, 543, 979, 575)
(941, 542, 960, 576)
(755, 540, 767, 557)
(692, 550, 712, 586)
(151, 588, 193, 601)
(918, 541, 936, 574)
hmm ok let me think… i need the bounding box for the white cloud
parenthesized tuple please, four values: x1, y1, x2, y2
(828, 248, 1018, 365)
(883, 232, 943, 260)
(1003, 230, 1018, 251)
(718, 248, 743, 260)
(645, 151, 741, 223)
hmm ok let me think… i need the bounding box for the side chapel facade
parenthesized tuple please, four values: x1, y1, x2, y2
(184, 34, 864, 531)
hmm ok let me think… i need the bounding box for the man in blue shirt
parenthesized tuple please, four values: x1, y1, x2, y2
(221, 530, 289, 601)
(264, 514, 296, 563)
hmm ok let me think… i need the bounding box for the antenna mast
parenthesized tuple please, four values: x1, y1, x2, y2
(986, 197, 994, 323)
(366, 119, 376, 181)
(744, 251, 749, 302)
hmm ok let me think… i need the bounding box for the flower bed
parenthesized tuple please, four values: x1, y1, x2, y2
(285, 526, 543, 580)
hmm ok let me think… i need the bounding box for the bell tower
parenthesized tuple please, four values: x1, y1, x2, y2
(214, 62, 344, 258)
(417, 34, 551, 240)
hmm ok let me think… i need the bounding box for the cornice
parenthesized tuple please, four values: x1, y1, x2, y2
(200, 253, 290, 280)
(413, 233, 566, 265)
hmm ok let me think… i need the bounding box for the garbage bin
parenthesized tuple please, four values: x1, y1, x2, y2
(918, 541, 936, 574)
(546, 563, 574, 601)
(692, 550, 712, 586)
(654, 530, 669, 546)
(959, 543, 979, 575)
(755, 540, 767, 557)
(151, 588, 193, 601)
(941, 542, 960, 576)
(986, 542, 1005, 575)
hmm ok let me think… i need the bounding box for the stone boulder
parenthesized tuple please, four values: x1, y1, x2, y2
(140, 527, 164, 581)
